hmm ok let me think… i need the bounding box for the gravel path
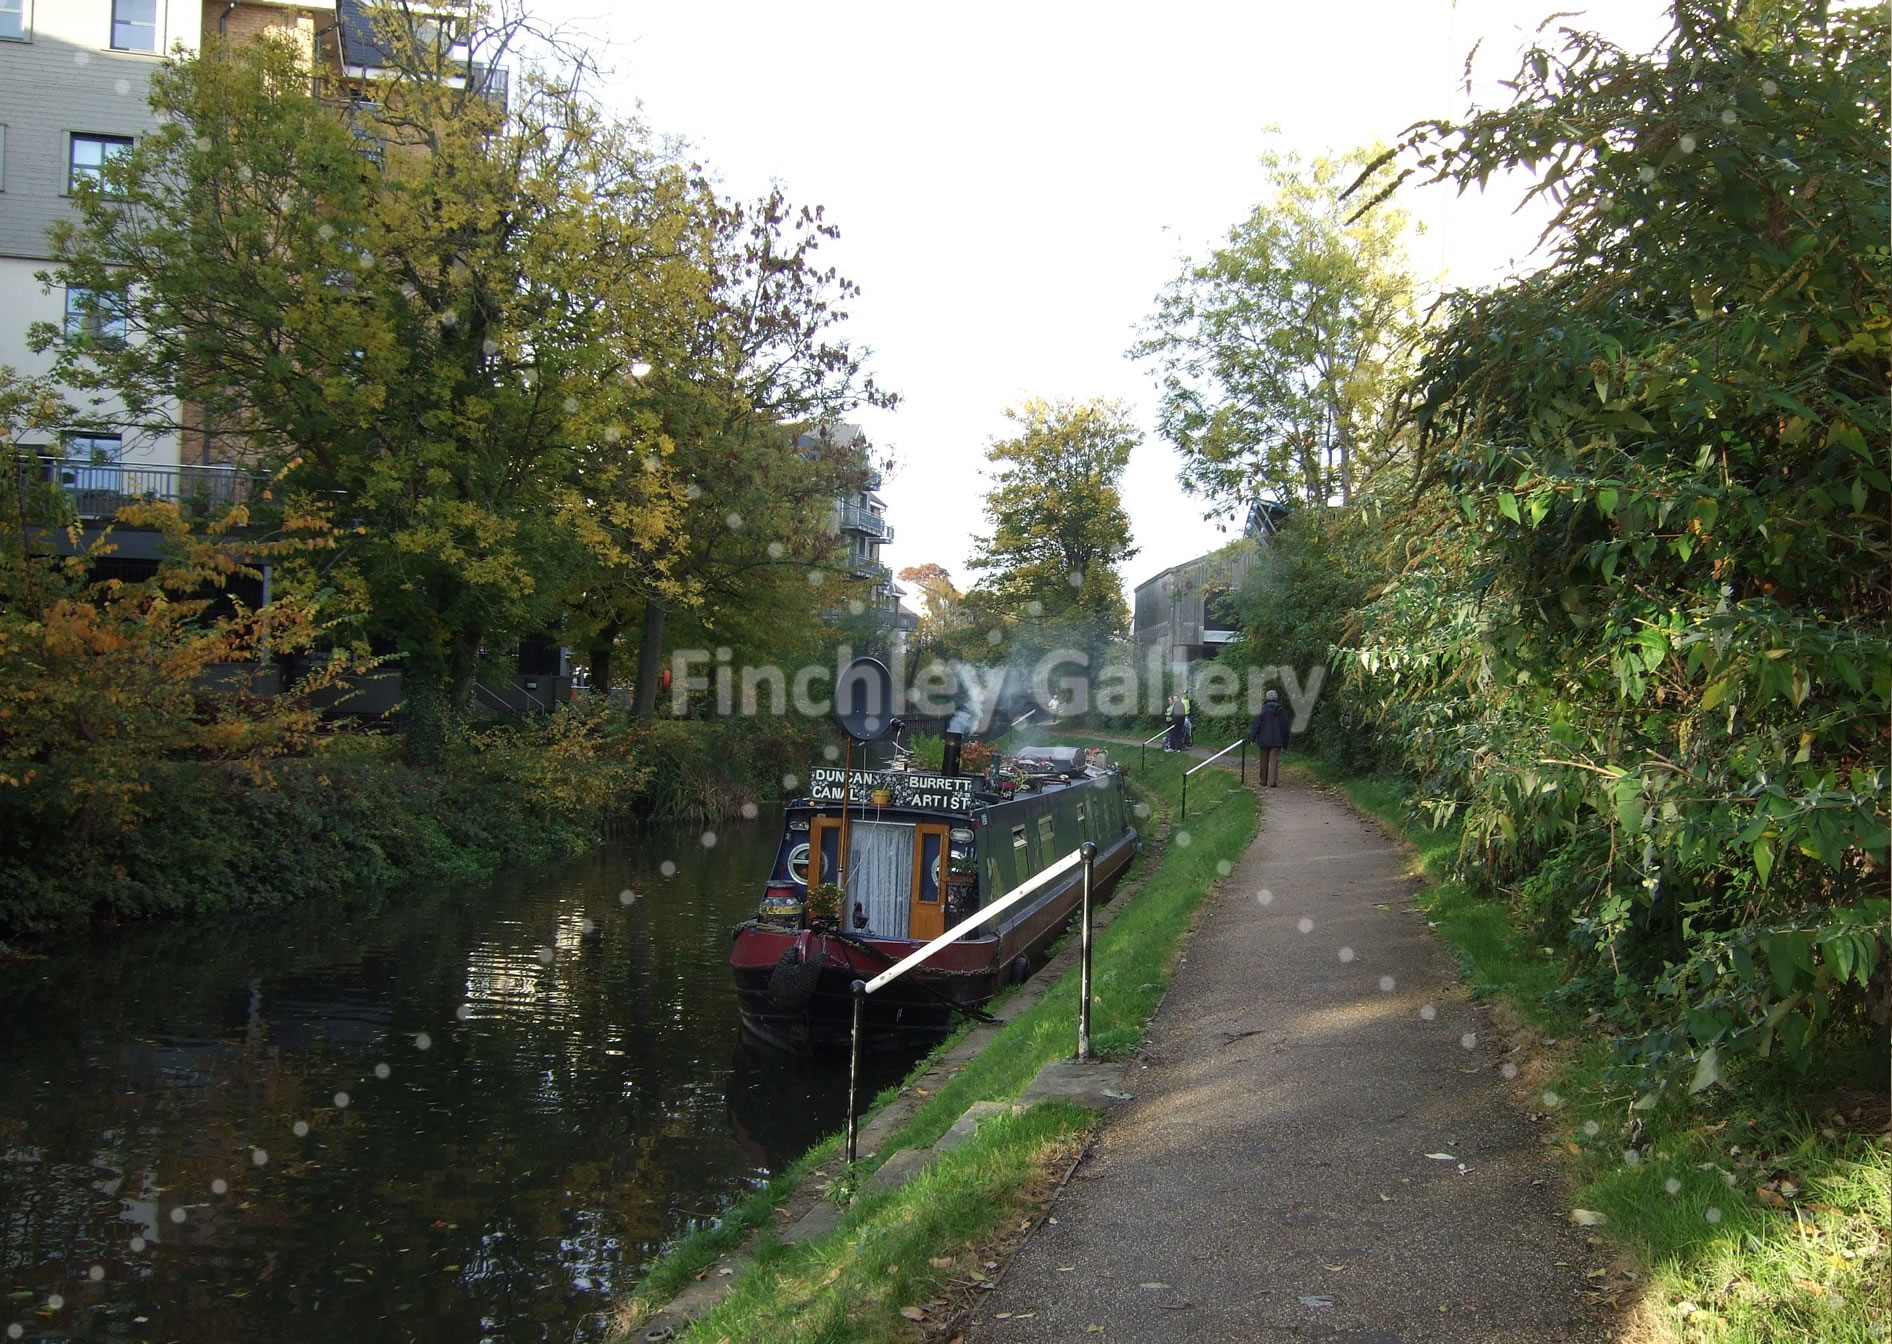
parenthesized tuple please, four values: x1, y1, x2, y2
(961, 770, 1613, 1343)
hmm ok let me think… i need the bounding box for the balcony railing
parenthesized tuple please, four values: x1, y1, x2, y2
(836, 501, 892, 541)
(34, 457, 268, 520)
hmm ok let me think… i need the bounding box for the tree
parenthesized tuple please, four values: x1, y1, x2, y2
(42, 15, 697, 763)
(0, 367, 353, 852)
(965, 397, 1139, 671)
(1132, 145, 1419, 514)
(1347, 0, 1889, 1089)
(897, 562, 963, 652)
(615, 197, 894, 717)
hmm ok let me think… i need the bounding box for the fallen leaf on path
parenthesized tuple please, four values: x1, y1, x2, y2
(1793, 1278, 1825, 1297)
(1298, 1295, 1333, 1308)
(1571, 1210, 1608, 1226)
(900, 1307, 927, 1321)
(1056, 1265, 1076, 1272)
(1138, 1282, 1169, 1289)
(1425, 1153, 1457, 1161)
(929, 1257, 954, 1268)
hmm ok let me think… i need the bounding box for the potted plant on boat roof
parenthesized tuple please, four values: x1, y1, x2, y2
(946, 855, 979, 885)
(804, 881, 843, 924)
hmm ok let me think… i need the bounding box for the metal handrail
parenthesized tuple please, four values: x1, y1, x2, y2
(844, 842, 1098, 1162)
(33, 456, 268, 519)
(1139, 726, 1167, 773)
(1181, 737, 1249, 821)
(861, 847, 1082, 995)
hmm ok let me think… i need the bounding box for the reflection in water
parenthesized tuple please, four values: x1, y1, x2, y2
(0, 813, 918, 1342)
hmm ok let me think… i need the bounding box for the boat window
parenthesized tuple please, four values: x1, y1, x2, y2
(1037, 815, 1056, 855)
(1011, 825, 1027, 851)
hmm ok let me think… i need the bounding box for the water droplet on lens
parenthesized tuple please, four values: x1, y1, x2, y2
(1215, 860, 1232, 876)
(1338, 947, 1355, 962)
(89, 1265, 105, 1281)
(1419, 1004, 1436, 1021)
(293, 1120, 310, 1137)
(334, 1092, 350, 1109)
(1296, 917, 1314, 934)
(659, 860, 677, 877)
(211, 1178, 228, 1195)
(1461, 1033, 1478, 1050)
(1379, 975, 1395, 991)
(374, 1062, 391, 1079)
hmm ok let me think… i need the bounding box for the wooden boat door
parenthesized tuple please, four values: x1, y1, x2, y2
(909, 823, 949, 941)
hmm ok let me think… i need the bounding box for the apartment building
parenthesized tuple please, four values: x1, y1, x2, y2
(0, 2, 420, 491)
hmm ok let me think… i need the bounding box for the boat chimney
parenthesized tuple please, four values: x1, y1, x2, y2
(942, 731, 962, 776)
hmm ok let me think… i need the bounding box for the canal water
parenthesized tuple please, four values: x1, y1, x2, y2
(0, 811, 918, 1343)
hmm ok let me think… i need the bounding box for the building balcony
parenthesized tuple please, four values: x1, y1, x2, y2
(850, 559, 893, 585)
(31, 457, 268, 521)
(836, 501, 892, 542)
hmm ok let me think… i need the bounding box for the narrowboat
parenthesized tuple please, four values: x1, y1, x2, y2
(730, 743, 1139, 1054)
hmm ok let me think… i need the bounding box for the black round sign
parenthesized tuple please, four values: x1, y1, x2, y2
(834, 657, 895, 742)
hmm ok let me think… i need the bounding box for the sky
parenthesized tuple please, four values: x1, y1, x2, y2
(535, 0, 1672, 604)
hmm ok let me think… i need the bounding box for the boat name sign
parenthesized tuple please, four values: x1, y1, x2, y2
(807, 767, 975, 814)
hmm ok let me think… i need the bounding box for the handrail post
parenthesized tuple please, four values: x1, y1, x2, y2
(1241, 739, 1247, 786)
(1181, 769, 1188, 823)
(1078, 841, 1096, 1062)
(845, 978, 866, 1164)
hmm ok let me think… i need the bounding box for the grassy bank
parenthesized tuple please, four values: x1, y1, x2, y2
(0, 708, 831, 936)
(1311, 763, 1890, 1344)
(618, 738, 1260, 1342)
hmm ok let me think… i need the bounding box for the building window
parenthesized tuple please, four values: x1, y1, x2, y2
(0, 0, 26, 42)
(69, 134, 133, 193)
(65, 287, 127, 347)
(56, 434, 124, 494)
(110, 0, 157, 52)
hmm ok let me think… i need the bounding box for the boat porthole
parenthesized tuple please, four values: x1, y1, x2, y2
(786, 843, 810, 885)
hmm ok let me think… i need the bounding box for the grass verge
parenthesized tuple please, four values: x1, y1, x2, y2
(615, 736, 1259, 1341)
(1307, 761, 1891, 1344)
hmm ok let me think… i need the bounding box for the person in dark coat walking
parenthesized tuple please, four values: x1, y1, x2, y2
(1165, 694, 1188, 751)
(1248, 688, 1290, 786)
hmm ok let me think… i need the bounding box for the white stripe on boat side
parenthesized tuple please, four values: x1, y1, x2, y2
(862, 847, 1086, 996)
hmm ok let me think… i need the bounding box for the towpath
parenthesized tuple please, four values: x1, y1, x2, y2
(961, 762, 1613, 1343)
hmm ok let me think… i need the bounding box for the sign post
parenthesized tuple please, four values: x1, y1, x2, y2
(835, 657, 894, 1150)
